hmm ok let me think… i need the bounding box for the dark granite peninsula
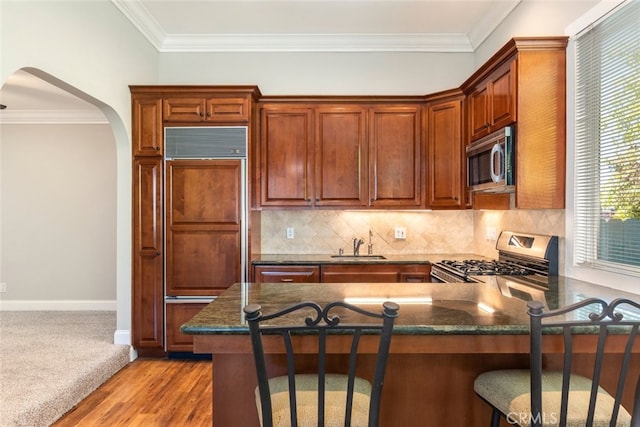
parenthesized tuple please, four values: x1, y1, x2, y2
(182, 281, 640, 427)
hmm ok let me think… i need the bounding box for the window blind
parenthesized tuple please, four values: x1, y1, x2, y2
(574, 0, 640, 273)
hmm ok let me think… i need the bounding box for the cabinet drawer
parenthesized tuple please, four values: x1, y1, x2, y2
(165, 301, 209, 352)
(254, 266, 320, 283)
(321, 264, 431, 283)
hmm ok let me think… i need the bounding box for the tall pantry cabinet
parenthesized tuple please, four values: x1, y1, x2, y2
(131, 86, 260, 357)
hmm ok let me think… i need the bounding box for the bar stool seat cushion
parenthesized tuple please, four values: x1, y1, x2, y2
(474, 369, 632, 427)
(255, 373, 372, 427)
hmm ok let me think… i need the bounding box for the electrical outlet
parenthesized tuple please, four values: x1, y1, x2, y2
(286, 227, 295, 239)
(486, 227, 497, 241)
(0, 283, 6, 293)
(394, 227, 407, 239)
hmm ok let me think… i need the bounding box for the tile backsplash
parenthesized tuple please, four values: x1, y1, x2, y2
(257, 209, 565, 259)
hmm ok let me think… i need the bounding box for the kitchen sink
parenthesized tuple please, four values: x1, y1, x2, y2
(330, 255, 387, 260)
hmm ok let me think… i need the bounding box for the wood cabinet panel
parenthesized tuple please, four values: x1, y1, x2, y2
(132, 158, 164, 354)
(132, 96, 163, 156)
(490, 60, 516, 129)
(427, 97, 463, 208)
(165, 302, 209, 352)
(515, 48, 566, 209)
(164, 96, 250, 123)
(260, 106, 314, 206)
(253, 266, 320, 283)
(258, 102, 422, 209)
(165, 160, 242, 296)
(468, 60, 516, 141)
(315, 106, 368, 207)
(464, 37, 568, 209)
(321, 264, 431, 283)
(368, 106, 422, 208)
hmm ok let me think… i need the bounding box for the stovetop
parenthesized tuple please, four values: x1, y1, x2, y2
(437, 259, 532, 277)
(431, 231, 558, 285)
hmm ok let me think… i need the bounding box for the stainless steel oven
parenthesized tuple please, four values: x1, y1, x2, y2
(431, 231, 558, 302)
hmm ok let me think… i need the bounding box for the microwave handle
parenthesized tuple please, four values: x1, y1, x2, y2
(490, 143, 505, 183)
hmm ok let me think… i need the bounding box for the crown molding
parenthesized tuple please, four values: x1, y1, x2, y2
(112, 0, 166, 49)
(111, 0, 521, 53)
(160, 33, 474, 53)
(0, 110, 108, 125)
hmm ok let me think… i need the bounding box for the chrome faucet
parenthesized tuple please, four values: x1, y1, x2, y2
(353, 237, 365, 256)
(367, 229, 373, 255)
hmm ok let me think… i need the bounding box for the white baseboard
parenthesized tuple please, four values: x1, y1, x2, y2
(0, 300, 117, 311)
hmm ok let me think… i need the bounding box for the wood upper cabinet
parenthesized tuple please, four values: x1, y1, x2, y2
(132, 95, 163, 156)
(463, 37, 568, 209)
(426, 95, 464, 209)
(468, 59, 516, 141)
(132, 158, 164, 354)
(258, 102, 422, 209)
(163, 96, 250, 123)
(369, 106, 422, 208)
(259, 105, 315, 206)
(315, 106, 368, 207)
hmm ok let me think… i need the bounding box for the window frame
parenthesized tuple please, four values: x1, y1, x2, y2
(565, 0, 639, 295)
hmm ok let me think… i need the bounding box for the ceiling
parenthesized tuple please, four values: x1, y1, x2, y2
(112, 0, 522, 53)
(1, 0, 522, 122)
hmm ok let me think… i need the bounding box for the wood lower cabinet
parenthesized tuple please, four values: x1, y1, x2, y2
(254, 263, 431, 284)
(165, 301, 210, 352)
(321, 264, 431, 283)
(253, 265, 320, 283)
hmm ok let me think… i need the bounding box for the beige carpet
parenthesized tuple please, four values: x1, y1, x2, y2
(0, 311, 130, 427)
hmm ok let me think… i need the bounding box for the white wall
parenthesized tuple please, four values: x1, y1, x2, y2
(473, 0, 599, 67)
(158, 51, 473, 95)
(0, 0, 159, 342)
(1, 124, 116, 303)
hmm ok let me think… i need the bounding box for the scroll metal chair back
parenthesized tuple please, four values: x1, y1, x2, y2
(474, 297, 640, 427)
(244, 300, 399, 427)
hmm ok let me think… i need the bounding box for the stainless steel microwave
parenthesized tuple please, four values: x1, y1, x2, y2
(467, 126, 515, 193)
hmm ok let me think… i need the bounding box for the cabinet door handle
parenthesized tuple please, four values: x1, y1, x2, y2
(280, 278, 294, 282)
(199, 112, 204, 117)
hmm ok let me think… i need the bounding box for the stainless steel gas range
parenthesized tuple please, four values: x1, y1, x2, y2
(431, 231, 558, 302)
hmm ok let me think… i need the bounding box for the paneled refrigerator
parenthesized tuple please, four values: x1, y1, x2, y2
(163, 126, 247, 352)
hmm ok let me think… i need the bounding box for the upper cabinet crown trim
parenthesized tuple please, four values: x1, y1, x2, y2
(460, 37, 569, 93)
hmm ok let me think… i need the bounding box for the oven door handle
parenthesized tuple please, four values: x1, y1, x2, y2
(490, 143, 505, 183)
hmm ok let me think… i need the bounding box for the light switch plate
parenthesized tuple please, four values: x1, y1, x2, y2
(394, 227, 406, 239)
(286, 227, 295, 239)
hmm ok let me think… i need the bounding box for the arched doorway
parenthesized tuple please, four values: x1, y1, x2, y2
(0, 68, 130, 347)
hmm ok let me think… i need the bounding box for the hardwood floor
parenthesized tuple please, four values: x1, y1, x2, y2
(52, 359, 213, 426)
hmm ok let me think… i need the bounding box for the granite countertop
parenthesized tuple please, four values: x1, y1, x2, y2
(251, 253, 481, 265)
(181, 278, 640, 336)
